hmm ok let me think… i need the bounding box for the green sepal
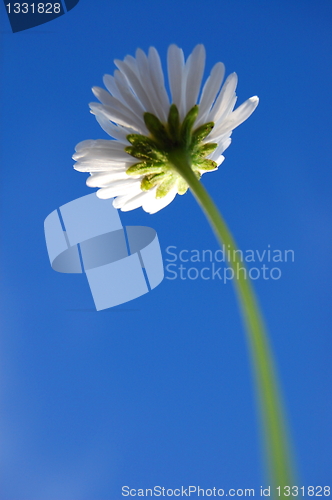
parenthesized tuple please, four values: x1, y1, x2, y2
(144, 112, 171, 147)
(156, 173, 176, 198)
(180, 105, 199, 146)
(167, 104, 180, 142)
(194, 159, 218, 171)
(177, 177, 189, 195)
(196, 143, 218, 158)
(127, 134, 160, 150)
(191, 122, 214, 146)
(124, 146, 152, 161)
(125, 145, 166, 162)
(123, 109, 219, 199)
(126, 162, 166, 176)
(141, 173, 167, 191)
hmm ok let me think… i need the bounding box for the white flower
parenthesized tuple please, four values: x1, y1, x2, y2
(73, 45, 259, 213)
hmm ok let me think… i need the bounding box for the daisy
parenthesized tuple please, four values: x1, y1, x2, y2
(73, 44, 258, 214)
(72, 46, 294, 488)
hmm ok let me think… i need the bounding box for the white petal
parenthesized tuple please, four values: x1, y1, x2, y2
(139, 187, 157, 210)
(73, 139, 126, 155)
(73, 142, 132, 162)
(112, 185, 144, 208)
(89, 102, 145, 134)
(167, 44, 185, 117)
(94, 113, 132, 143)
(215, 155, 225, 166)
(75, 158, 128, 167)
(114, 58, 155, 114)
(211, 96, 259, 138)
(196, 62, 225, 126)
(102, 73, 147, 130)
(211, 134, 232, 155)
(73, 148, 131, 162)
(144, 187, 178, 214)
(92, 86, 117, 108)
(185, 44, 206, 112)
(96, 179, 141, 199)
(142, 196, 162, 213)
(86, 171, 130, 187)
(123, 54, 140, 77)
(75, 140, 96, 152)
(120, 191, 150, 211)
(113, 70, 147, 119)
(208, 105, 237, 140)
(75, 156, 129, 166)
(92, 89, 143, 127)
(103, 74, 124, 101)
(212, 95, 238, 133)
(135, 48, 165, 121)
(136, 49, 169, 122)
(207, 73, 238, 124)
(148, 47, 170, 122)
(74, 162, 130, 172)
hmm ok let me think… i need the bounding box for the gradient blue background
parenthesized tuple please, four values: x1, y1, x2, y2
(1, 1, 331, 498)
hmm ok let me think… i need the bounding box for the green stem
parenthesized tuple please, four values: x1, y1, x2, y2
(170, 150, 294, 497)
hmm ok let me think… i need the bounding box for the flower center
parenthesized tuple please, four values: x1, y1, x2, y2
(125, 104, 217, 198)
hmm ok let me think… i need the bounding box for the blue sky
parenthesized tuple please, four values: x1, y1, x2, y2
(1, 1, 331, 498)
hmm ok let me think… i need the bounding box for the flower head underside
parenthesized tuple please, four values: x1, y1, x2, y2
(73, 45, 259, 213)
